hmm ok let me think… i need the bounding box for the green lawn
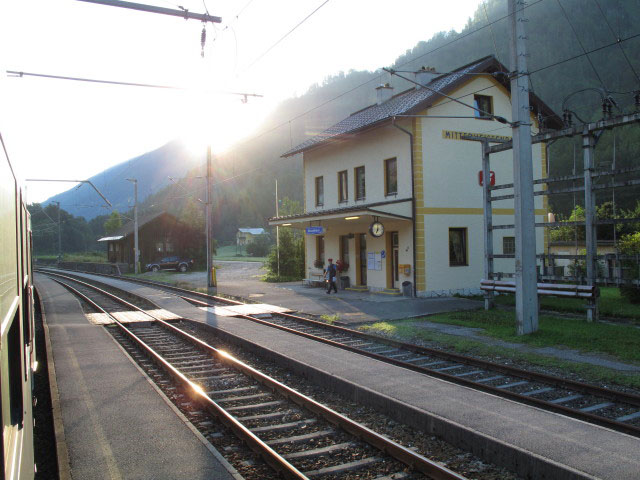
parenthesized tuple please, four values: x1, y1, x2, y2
(363, 309, 640, 364)
(124, 271, 197, 287)
(36, 252, 107, 263)
(360, 320, 640, 389)
(213, 244, 267, 262)
(488, 287, 640, 320)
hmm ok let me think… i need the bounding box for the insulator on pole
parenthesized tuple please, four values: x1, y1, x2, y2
(201, 24, 206, 57)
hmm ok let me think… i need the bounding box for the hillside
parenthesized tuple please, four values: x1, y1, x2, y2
(44, 140, 202, 219)
(44, 0, 640, 244)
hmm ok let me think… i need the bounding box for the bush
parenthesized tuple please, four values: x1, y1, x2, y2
(246, 235, 271, 257)
(266, 228, 304, 280)
(619, 285, 640, 304)
(618, 232, 640, 302)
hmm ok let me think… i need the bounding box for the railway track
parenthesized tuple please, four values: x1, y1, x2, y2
(37, 268, 640, 439)
(45, 272, 466, 480)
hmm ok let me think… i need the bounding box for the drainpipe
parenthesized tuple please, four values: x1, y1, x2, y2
(392, 118, 417, 297)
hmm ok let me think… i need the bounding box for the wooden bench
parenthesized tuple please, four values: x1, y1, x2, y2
(480, 279, 599, 299)
(303, 271, 326, 287)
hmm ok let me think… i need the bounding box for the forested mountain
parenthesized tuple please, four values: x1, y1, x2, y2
(42, 0, 640, 245)
(43, 140, 201, 219)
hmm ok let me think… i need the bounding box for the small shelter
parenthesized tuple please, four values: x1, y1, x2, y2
(236, 228, 266, 248)
(98, 211, 201, 267)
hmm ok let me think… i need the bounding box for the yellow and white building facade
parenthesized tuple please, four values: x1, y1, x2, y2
(269, 56, 561, 296)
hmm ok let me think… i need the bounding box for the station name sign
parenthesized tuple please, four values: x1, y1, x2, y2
(442, 130, 511, 142)
(305, 226, 326, 235)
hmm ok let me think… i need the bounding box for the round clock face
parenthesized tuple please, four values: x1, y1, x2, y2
(369, 221, 384, 237)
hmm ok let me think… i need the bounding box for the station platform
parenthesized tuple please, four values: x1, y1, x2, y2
(37, 271, 640, 480)
(35, 275, 239, 480)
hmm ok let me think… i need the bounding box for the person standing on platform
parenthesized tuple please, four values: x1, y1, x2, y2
(326, 258, 338, 294)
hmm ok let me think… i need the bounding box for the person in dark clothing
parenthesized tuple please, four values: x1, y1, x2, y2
(325, 258, 338, 294)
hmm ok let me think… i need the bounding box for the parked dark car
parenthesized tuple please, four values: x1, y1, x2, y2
(146, 256, 194, 272)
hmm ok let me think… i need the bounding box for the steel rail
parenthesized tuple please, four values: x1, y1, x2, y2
(176, 296, 640, 438)
(45, 271, 465, 480)
(38, 269, 640, 436)
(48, 276, 309, 480)
(38, 269, 640, 405)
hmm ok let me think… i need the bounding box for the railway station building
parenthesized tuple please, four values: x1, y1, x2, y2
(269, 55, 561, 297)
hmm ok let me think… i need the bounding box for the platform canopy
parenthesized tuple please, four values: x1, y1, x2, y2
(268, 198, 412, 229)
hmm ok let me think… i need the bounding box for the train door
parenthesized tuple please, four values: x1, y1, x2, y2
(390, 232, 399, 289)
(358, 233, 367, 286)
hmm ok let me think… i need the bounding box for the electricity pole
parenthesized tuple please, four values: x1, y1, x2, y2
(206, 146, 214, 289)
(509, 0, 538, 334)
(276, 179, 280, 278)
(53, 201, 61, 261)
(126, 178, 139, 273)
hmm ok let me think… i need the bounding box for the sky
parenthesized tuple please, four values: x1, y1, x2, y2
(1, 0, 486, 202)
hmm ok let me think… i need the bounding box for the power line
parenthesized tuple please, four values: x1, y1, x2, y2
(6, 70, 263, 98)
(591, 0, 640, 83)
(555, 0, 608, 92)
(530, 31, 640, 75)
(242, 0, 331, 72)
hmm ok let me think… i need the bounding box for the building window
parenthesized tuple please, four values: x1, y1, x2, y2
(315, 176, 324, 207)
(355, 166, 365, 201)
(503, 236, 515, 255)
(338, 170, 348, 203)
(384, 157, 397, 195)
(449, 228, 468, 266)
(156, 241, 163, 253)
(316, 235, 325, 265)
(165, 241, 174, 252)
(474, 95, 493, 119)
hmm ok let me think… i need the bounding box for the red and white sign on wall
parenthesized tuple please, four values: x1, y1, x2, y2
(478, 170, 495, 186)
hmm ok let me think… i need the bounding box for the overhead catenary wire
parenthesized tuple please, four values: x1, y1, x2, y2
(591, 0, 640, 83)
(241, 0, 331, 72)
(553, 0, 609, 92)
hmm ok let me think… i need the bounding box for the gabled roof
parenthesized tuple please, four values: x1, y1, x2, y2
(238, 228, 266, 235)
(282, 55, 561, 157)
(98, 211, 172, 242)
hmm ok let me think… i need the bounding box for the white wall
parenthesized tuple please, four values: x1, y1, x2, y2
(304, 219, 413, 290)
(303, 123, 412, 212)
(418, 76, 546, 295)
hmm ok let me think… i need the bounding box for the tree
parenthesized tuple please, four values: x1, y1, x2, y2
(618, 232, 640, 303)
(246, 234, 272, 257)
(266, 227, 304, 280)
(104, 211, 122, 235)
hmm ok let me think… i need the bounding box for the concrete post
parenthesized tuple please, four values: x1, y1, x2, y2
(509, 0, 539, 334)
(481, 141, 494, 310)
(583, 132, 598, 321)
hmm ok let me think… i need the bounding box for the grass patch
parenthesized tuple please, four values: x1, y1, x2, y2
(36, 252, 107, 263)
(125, 271, 193, 285)
(320, 314, 339, 324)
(262, 273, 302, 283)
(359, 321, 640, 389)
(368, 309, 640, 364)
(468, 287, 640, 321)
(213, 245, 267, 262)
(426, 309, 640, 363)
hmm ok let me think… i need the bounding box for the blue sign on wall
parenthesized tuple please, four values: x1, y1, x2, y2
(305, 226, 325, 235)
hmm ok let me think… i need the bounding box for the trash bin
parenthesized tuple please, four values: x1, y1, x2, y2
(340, 276, 350, 290)
(402, 280, 413, 297)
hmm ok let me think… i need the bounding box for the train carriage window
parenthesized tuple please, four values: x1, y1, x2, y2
(7, 314, 24, 429)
